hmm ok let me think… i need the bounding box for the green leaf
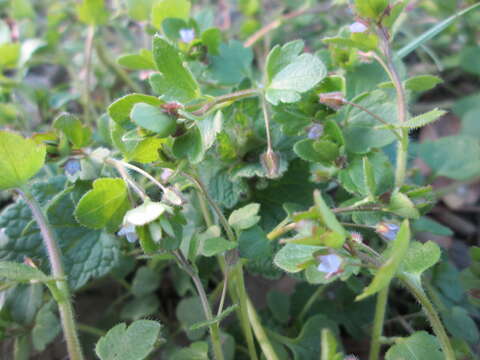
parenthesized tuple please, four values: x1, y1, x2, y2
(404, 75, 442, 92)
(357, 220, 410, 301)
(108, 93, 163, 127)
(412, 217, 453, 236)
(0, 261, 51, 283)
(0, 43, 20, 68)
(117, 50, 156, 70)
(124, 201, 166, 226)
(441, 306, 479, 344)
(388, 191, 420, 219)
(201, 237, 237, 257)
(399, 109, 446, 130)
(171, 342, 209, 360)
(197, 110, 223, 151)
(321, 328, 342, 360)
(151, 0, 191, 29)
(53, 113, 92, 148)
(172, 127, 203, 163)
(238, 225, 272, 261)
(267, 289, 290, 324)
(0, 178, 120, 289)
(201, 28, 222, 55)
(417, 135, 480, 180)
(95, 320, 161, 360)
(32, 301, 61, 352)
(176, 297, 208, 340)
(338, 151, 394, 197)
(354, 0, 388, 19)
(124, 0, 155, 21)
(121, 295, 159, 320)
(76, 0, 109, 25)
(460, 46, 480, 76)
(190, 304, 238, 330)
(131, 266, 161, 297)
(314, 190, 346, 247)
(362, 156, 376, 199)
(274, 244, 323, 273)
(228, 203, 261, 231)
(265, 40, 327, 105)
(127, 137, 165, 164)
(150, 36, 200, 102)
(75, 178, 130, 231)
(0, 131, 46, 190)
(343, 90, 398, 153)
(401, 241, 441, 277)
(208, 40, 253, 85)
(385, 331, 443, 360)
(130, 103, 177, 137)
(397, 3, 480, 59)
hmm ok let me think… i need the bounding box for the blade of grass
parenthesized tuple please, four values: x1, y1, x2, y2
(397, 3, 480, 59)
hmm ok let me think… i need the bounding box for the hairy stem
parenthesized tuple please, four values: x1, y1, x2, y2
(377, 28, 409, 188)
(369, 286, 389, 360)
(18, 188, 84, 360)
(174, 250, 225, 360)
(399, 274, 455, 360)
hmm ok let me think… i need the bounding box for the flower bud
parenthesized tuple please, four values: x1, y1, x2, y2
(350, 231, 363, 243)
(375, 221, 399, 241)
(260, 149, 281, 179)
(318, 92, 346, 110)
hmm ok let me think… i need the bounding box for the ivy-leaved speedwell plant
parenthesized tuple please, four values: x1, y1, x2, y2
(1, 0, 480, 359)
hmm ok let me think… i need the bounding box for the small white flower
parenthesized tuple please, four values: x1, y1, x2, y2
(317, 253, 343, 278)
(179, 28, 195, 43)
(349, 22, 368, 33)
(160, 168, 174, 184)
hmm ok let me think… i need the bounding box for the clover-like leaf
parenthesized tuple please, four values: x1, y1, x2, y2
(75, 178, 130, 231)
(0, 131, 46, 191)
(150, 36, 200, 102)
(53, 113, 92, 148)
(0, 261, 51, 283)
(385, 331, 443, 360)
(228, 203, 261, 231)
(95, 320, 161, 360)
(401, 241, 441, 277)
(130, 103, 177, 137)
(265, 40, 327, 105)
(108, 93, 164, 127)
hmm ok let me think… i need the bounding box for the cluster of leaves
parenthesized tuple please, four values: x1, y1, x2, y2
(1, 0, 480, 359)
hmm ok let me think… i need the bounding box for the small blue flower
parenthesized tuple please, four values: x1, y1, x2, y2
(64, 158, 81, 176)
(118, 224, 138, 243)
(179, 28, 195, 43)
(376, 222, 400, 241)
(307, 124, 324, 139)
(317, 253, 342, 278)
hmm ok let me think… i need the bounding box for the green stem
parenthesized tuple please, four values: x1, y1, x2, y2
(298, 285, 325, 322)
(377, 28, 409, 189)
(19, 188, 84, 360)
(246, 297, 280, 360)
(399, 274, 455, 360)
(369, 286, 389, 360)
(174, 251, 224, 360)
(187, 88, 259, 116)
(188, 173, 261, 360)
(94, 41, 142, 93)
